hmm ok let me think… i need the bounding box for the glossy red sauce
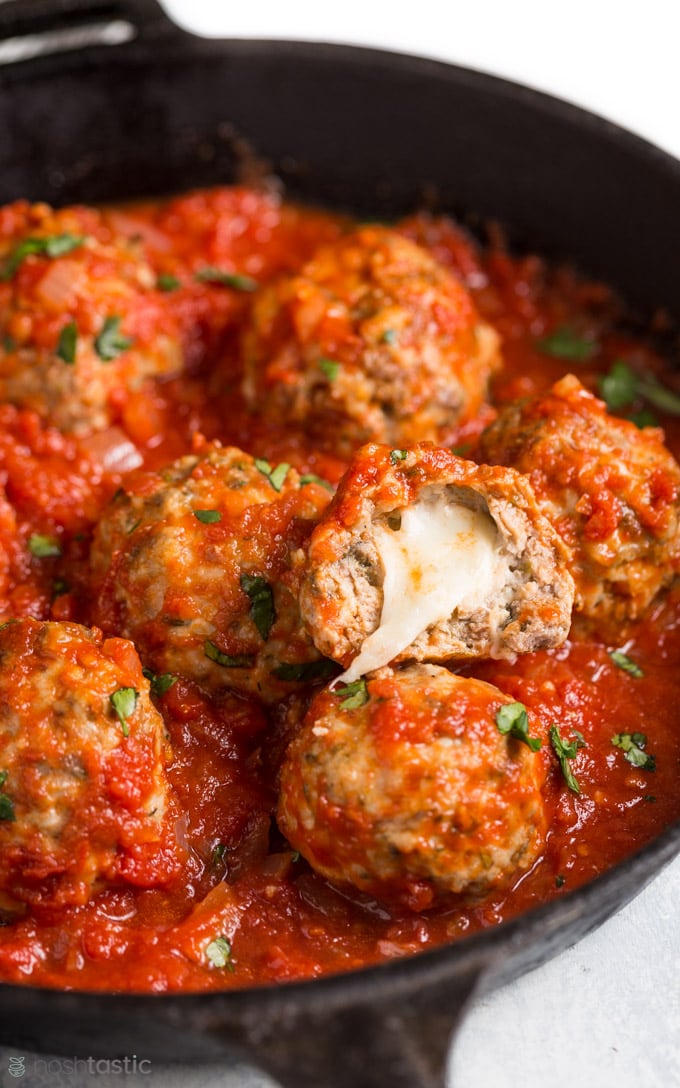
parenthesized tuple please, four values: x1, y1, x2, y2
(0, 188, 679, 991)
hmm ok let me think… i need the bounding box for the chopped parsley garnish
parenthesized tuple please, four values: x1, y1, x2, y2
(628, 407, 659, 429)
(52, 578, 69, 598)
(254, 458, 290, 492)
(535, 326, 596, 361)
(142, 667, 177, 698)
(204, 640, 255, 669)
(194, 267, 258, 292)
(390, 449, 408, 465)
(110, 687, 138, 737)
(598, 359, 680, 419)
(94, 315, 134, 361)
(290, 850, 300, 863)
(56, 321, 78, 364)
(335, 677, 369, 710)
(0, 771, 14, 822)
(240, 573, 276, 641)
(273, 658, 337, 682)
(28, 533, 62, 559)
(555, 874, 566, 888)
(211, 842, 227, 868)
(609, 650, 644, 678)
(495, 702, 542, 752)
(193, 509, 222, 524)
(157, 273, 180, 292)
(380, 328, 398, 345)
(611, 732, 656, 772)
(0, 232, 86, 280)
(318, 357, 340, 381)
(299, 473, 335, 493)
(205, 935, 235, 971)
(2, 335, 16, 352)
(549, 724, 586, 794)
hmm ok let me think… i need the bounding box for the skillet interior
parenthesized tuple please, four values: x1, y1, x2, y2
(0, 2, 679, 1086)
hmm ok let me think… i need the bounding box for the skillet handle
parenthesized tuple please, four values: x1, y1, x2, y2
(240, 960, 487, 1088)
(0, 0, 182, 49)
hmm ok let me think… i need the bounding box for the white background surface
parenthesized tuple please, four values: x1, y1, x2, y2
(4, 3, 680, 1087)
(161, 3, 680, 1087)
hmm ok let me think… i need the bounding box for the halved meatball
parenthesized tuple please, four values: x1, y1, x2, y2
(91, 444, 333, 703)
(480, 374, 680, 624)
(300, 443, 574, 681)
(0, 202, 181, 434)
(242, 226, 501, 456)
(278, 664, 546, 908)
(0, 619, 180, 910)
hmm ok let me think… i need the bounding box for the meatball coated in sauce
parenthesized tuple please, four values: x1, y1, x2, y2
(242, 226, 501, 456)
(0, 619, 180, 910)
(300, 443, 574, 680)
(480, 374, 680, 625)
(91, 444, 333, 703)
(0, 202, 181, 435)
(278, 664, 546, 908)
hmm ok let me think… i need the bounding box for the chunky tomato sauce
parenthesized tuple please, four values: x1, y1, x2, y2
(0, 187, 679, 991)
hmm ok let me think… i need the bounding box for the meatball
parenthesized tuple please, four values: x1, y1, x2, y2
(278, 664, 546, 908)
(0, 202, 181, 434)
(0, 619, 180, 910)
(91, 444, 333, 703)
(242, 226, 500, 456)
(480, 374, 680, 624)
(300, 443, 574, 681)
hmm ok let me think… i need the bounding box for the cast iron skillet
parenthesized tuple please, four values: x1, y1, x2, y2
(0, 2, 679, 1085)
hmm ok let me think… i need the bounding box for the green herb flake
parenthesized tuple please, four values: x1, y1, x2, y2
(495, 701, 542, 752)
(336, 677, 369, 710)
(194, 267, 258, 292)
(644, 795, 657, 803)
(94, 315, 134, 361)
(0, 770, 14, 822)
(2, 334, 16, 352)
(204, 640, 255, 669)
(254, 458, 290, 492)
(290, 850, 300, 863)
(628, 407, 659, 429)
(549, 724, 586, 794)
(318, 357, 341, 381)
(609, 650, 644, 678)
(240, 573, 276, 641)
(56, 320, 78, 365)
(28, 533, 62, 559)
(205, 935, 235, 971)
(157, 273, 180, 292)
(390, 449, 408, 465)
(211, 842, 227, 868)
(611, 732, 656, 772)
(0, 232, 86, 280)
(52, 578, 69, 598)
(380, 328, 398, 345)
(555, 874, 566, 888)
(598, 359, 637, 411)
(193, 509, 222, 524)
(142, 667, 177, 698)
(299, 474, 335, 493)
(110, 686, 138, 737)
(273, 658, 337, 683)
(535, 326, 597, 362)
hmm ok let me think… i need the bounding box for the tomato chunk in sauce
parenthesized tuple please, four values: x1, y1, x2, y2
(0, 186, 678, 993)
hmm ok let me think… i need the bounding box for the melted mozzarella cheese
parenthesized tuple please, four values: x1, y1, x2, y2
(338, 490, 507, 684)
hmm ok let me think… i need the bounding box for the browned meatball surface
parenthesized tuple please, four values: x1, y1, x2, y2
(300, 443, 574, 680)
(91, 444, 333, 703)
(0, 202, 181, 435)
(0, 619, 181, 911)
(278, 664, 546, 909)
(480, 374, 680, 625)
(242, 226, 500, 456)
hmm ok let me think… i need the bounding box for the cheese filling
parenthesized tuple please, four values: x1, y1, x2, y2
(338, 489, 508, 684)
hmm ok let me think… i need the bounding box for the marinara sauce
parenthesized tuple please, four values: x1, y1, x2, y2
(0, 187, 678, 991)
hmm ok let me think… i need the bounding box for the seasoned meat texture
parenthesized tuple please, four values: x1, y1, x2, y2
(0, 202, 181, 434)
(278, 664, 546, 908)
(300, 443, 574, 680)
(480, 374, 680, 625)
(91, 444, 333, 703)
(241, 226, 500, 456)
(0, 619, 180, 910)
